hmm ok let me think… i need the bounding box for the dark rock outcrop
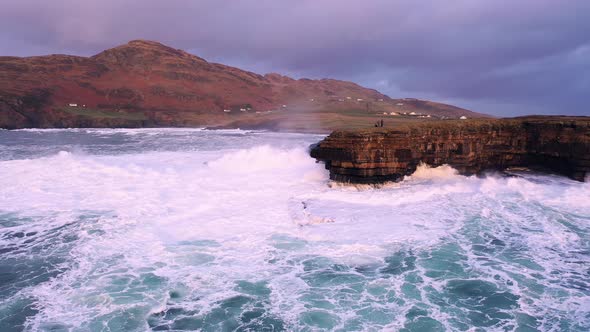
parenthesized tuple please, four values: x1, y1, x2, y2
(310, 116, 590, 183)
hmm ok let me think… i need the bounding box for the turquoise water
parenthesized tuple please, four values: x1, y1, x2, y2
(0, 128, 588, 331)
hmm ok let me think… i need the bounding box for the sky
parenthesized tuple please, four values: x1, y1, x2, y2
(1, 0, 589, 116)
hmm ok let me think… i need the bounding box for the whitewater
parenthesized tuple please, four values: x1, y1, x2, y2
(0, 128, 588, 331)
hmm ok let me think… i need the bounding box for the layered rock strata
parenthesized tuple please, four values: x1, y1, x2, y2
(310, 116, 590, 183)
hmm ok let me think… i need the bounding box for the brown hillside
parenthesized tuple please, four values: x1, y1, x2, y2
(0, 40, 488, 129)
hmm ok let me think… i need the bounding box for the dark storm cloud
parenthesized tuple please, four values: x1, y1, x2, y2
(1, 0, 589, 116)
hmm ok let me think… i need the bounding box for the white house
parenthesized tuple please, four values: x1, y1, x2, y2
(68, 103, 78, 107)
(396, 103, 404, 106)
(240, 108, 247, 112)
(390, 112, 398, 116)
(409, 112, 417, 115)
(357, 98, 364, 102)
(460, 116, 468, 120)
(223, 109, 231, 113)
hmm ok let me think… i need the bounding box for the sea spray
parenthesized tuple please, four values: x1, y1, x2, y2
(0, 129, 588, 331)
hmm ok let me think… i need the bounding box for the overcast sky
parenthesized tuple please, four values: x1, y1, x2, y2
(1, 0, 589, 116)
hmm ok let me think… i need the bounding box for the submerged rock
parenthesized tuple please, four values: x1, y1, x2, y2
(310, 116, 590, 183)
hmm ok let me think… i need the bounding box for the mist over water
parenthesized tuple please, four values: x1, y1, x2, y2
(0, 129, 589, 331)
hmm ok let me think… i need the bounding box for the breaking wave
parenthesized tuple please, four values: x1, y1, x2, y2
(0, 129, 588, 331)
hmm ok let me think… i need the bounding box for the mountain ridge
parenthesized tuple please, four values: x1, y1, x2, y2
(0, 40, 489, 130)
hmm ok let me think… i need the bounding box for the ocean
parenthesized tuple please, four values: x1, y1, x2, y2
(0, 128, 588, 331)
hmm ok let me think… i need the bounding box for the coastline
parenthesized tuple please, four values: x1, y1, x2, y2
(310, 116, 590, 183)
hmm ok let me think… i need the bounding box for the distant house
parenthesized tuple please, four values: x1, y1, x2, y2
(383, 112, 388, 115)
(378, 98, 384, 102)
(390, 112, 398, 116)
(223, 109, 231, 113)
(396, 103, 404, 106)
(409, 112, 417, 115)
(357, 98, 363, 102)
(426, 115, 431, 118)
(346, 96, 352, 100)
(460, 116, 468, 120)
(309, 98, 315, 102)
(68, 103, 78, 107)
(282, 105, 287, 108)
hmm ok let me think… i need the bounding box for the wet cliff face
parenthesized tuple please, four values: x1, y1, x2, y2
(310, 117, 590, 183)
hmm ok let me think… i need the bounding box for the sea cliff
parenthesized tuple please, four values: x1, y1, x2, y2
(310, 116, 590, 183)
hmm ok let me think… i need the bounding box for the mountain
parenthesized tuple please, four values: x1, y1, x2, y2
(0, 40, 488, 130)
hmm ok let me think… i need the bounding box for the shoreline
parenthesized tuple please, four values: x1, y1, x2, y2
(310, 116, 590, 183)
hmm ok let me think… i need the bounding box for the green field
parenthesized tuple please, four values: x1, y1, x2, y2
(58, 105, 445, 132)
(211, 108, 440, 133)
(61, 107, 147, 121)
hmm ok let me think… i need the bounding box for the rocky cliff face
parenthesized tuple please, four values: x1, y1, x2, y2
(0, 40, 487, 129)
(310, 116, 590, 183)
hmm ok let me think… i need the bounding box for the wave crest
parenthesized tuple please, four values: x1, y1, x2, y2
(207, 145, 314, 173)
(404, 163, 460, 181)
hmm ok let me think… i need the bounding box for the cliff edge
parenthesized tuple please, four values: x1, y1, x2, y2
(310, 116, 590, 183)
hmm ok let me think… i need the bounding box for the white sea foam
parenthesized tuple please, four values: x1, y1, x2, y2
(403, 163, 460, 181)
(0, 129, 588, 331)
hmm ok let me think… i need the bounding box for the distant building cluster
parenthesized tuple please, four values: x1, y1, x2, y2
(220, 103, 290, 115)
(67, 103, 86, 108)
